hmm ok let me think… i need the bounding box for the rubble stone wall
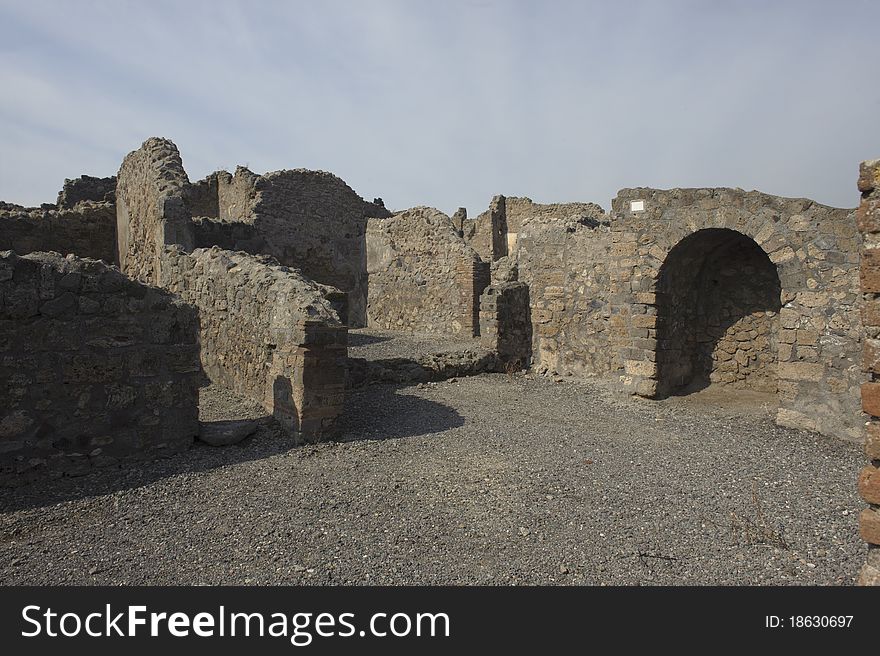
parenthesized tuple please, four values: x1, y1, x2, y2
(512, 187, 860, 440)
(479, 281, 532, 367)
(609, 187, 862, 441)
(56, 175, 116, 209)
(159, 246, 347, 441)
(117, 138, 349, 441)
(465, 195, 605, 262)
(515, 213, 617, 377)
(0, 251, 200, 486)
(184, 167, 386, 327)
(0, 201, 118, 264)
(115, 137, 194, 285)
(367, 207, 488, 336)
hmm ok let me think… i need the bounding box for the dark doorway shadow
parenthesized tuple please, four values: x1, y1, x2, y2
(655, 228, 781, 399)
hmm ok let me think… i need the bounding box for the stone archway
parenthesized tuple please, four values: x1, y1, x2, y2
(655, 228, 781, 398)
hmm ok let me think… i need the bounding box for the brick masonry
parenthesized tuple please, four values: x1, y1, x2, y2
(856, 158, 880, 585)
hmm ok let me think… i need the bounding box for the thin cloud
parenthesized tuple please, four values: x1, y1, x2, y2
(0, 0, 877, 212)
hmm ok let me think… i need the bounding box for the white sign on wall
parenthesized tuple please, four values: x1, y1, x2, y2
(630, 200, 645, 212)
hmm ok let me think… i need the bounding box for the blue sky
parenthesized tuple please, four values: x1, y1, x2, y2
(1, 0, 878, 212)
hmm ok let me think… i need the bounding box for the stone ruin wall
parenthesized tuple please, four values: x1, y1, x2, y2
(0, 251, 200, 486)
(56, 175, 116, 209)
(184, 166, 388, 327)
(366, 206, 489, 337)
(608, 188, 862, 441)
(159, 246, 347, 438)
(515, 210, 617, 377)
(116, 138, 347, 441)
(116, 138, 194, 286)
(855, 159, 880, 585)
(479, 281, 532, 367)
(502, 187, 861, 441)
(0, 175, 118, 265)
(464, 195, 606, 262)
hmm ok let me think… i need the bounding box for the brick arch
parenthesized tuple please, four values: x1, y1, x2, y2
(640, 207, 808, 301)
(611, 187, 862, 440)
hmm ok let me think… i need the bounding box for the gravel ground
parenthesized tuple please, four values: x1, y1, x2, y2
(0, 374, 865, 585)
(347, 328, 476, 361)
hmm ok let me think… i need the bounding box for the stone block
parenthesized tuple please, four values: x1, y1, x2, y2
(861, 508, 880, 546)
(863, 383, 880, 417)
(861, 249, 880, 293)
(624, 359, 656, 377)
(866, 422, 880, 460)
(777, 362, 823, 382)
(859, 464, 880, 505)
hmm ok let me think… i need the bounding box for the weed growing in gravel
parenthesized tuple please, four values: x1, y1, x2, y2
(729, 483, 790, 550)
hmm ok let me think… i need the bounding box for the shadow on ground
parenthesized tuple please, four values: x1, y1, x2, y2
(0, 384, 463, 513)
(336, 383, 465, 442)
(348, 332, 393, 347)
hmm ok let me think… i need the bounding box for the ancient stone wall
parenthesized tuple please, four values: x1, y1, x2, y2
(56, 175, 116, 209)
(117, 138, 349, 441)
(366, 207, 488, 336)
(512, 186, 860, 439)
(115, 138, 194, 285)
(465, 195, 605, 262)
(479, 281, 532, 367)
(855, 159, 880, 585)
(184, 166, 386, 327)
(159, 246, 347, 440)
(515, 213, 617, 376)
(0, 201, 118, 264)
(608, 187, 862, 441)
(0, 251, 200, 486)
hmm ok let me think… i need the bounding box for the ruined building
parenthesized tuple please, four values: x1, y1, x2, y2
(0, 137, 875, 582)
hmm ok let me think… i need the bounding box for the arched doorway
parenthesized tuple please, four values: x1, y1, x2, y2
(655, 228, 781, 398)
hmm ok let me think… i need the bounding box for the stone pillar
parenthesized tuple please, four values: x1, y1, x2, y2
(479, 282, 532, 368)
(452, 207, 467, 236)
(857, 158, 880, 585)
(456, 259, 491, 337)
(489, 195, 508, 261)
(268, 321, 347, 443)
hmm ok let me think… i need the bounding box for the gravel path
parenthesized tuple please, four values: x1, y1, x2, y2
(0, 374, 865, 585)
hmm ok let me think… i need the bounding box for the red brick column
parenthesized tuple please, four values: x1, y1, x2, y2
(457, 260, 490, 337)
(857, 159, 880, 585)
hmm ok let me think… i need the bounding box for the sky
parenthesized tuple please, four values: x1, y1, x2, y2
(1, 0, 878, 213)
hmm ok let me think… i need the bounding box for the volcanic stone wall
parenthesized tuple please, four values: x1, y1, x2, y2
(515, 212, 617, 377)
(366, 207, 488, 337)
(856, 159, 880, 585)
(159, 246, 347, 439)
(56, 175, 116, 209)
(607, 188, 862, 440)
(117, 138, 349, 441)
(479, 281, 532, 367)
(465, 195, 606, 262)
(512, 187, 861, 440)
(115, 138, 194, 285)
(0, 201, 118, 264)
(0, 251, 200, 486)
(186, 166, 387, 327)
